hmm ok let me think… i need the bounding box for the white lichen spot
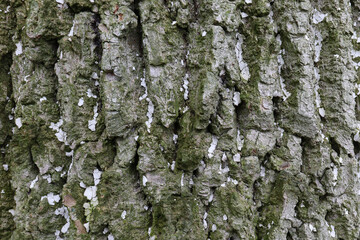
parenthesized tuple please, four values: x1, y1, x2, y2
(4, 6, 11, 13)
(314, 68, 322, 109)
(88, 103, 99, 131)
(269, 10, 274, 24)
(314, 30, 323, 63)
(233, 91, 241, 106)
(42, 174, 52, 183)
(203, 212, 208, 229)
(55, 206, 70, 233)
(143, 175, 148, 186)
(172, 21, 177, 25)
(170, 161, 176, 171)
(355, 83, 360, 96)
(260, 166, 266, 177)
(202, 31, 207, 37)
(103, 228, 109, 234)
(78, 97, 84, 106)
(84, 186, 97, 200)
(181, 173, 184, 187)
(139, 70, 148, 101)
(86, 89, 97, 98)
(30, 175, 39, 189)
(319, 108, 325, 117)
(55, 230, 63, 240)
(145, 98, 154, 133)
(189, 178, 194, 185)
(235, 34, 251, 81)
(313, 9, 328, 24)
(84, 222, 90, 232)
(208, 136, 218, 158)
(3, 164, 9, 171)
(233, 153, 241, 162)
(91, 72, 99, 79)
(211, 224, 217, 232)
(182, 106, 189, 113)
(65, 150, 73, 157)
(319, 130, 328, 143)
(223, 215, 228, 221)
(199, 160, 206, 172)
(68, 20, 75, 37)
(222, 153, 227, 161)
(236, 130, 244, 151)
(49, 118, 68, 144)
(15, 118, 22, 128)
(93, 168, 102, 186)
(108, 234, 114, 240)
(219, 163, 229, 174)
(8, 115, 13, 120)
(24, 75, 30, 83)
(227, 177, 238, 185)
(309, 223, 317, 232)
(351, 50, 360, 69)
(15, 42, 23, 56)
(183, 73, 189, 100)
(276, 35, 291, 101)
(80, 181, 87, 189)
(8, 209, 15, 216)
(245, 0, 252, 3)
(121, 210, 127, 219)
(173, 134, 178, 144)
(56, 0, 64, 4)
(219, 154, 229, 173)
(241, 12, 248, 18)
(41, 192, 61, 205)
(61, 222, 70, 234)
(40, 96, 47, 102)
(208, 193, 214, 203)
(332, 166, 338, 186)
(352, 49, 360, 59)
(329, 225, 336, 237)
(352, 31, 360, 43)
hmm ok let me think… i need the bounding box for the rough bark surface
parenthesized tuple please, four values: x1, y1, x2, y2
(1, 0, 360, 239)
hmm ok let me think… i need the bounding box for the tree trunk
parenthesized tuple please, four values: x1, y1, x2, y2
(1, 0, 360, 239)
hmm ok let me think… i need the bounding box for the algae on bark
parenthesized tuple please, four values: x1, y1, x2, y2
(1, 0, 360, 239)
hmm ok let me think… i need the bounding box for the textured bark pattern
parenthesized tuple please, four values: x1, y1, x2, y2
(1, 0, 360, 239)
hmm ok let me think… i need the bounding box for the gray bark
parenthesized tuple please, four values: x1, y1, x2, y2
(1, 0, 360, 239)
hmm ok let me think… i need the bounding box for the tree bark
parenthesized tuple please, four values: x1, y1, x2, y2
(1, 0, 360, 239)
